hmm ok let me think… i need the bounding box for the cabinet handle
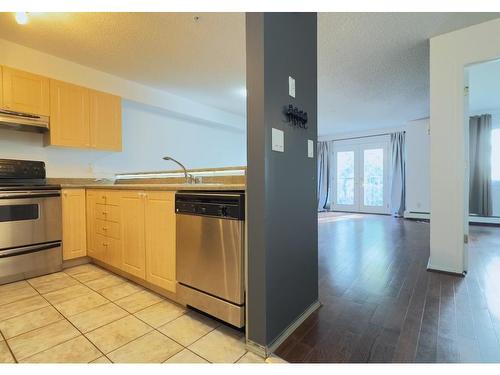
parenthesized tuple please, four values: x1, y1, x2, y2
(103, 242, 108, 247)
(102, 227, 107, 231)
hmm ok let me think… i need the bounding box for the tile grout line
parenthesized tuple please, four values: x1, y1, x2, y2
(62, 265, 145, 363)
(0, 304, 65, 341)
(64, 264, 193, 362)
(22, 276, 108, 363)
(4, 264, 241, 364)
(3, 266, 149, 363)
(0, 327, 18, 363)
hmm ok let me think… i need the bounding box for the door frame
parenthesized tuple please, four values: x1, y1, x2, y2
(331, 135, 391, 215)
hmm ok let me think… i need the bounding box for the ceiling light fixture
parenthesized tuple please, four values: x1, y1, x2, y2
(15, 12, 29, 25)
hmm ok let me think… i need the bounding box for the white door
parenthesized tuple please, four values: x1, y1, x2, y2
(332, 146, 358, 212)
(332, 139, 390, 214)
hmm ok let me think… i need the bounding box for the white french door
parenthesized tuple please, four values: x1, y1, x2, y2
(332, 139, 390, 214)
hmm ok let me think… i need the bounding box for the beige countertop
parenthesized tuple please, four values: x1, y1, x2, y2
(58, 182, 246, 191)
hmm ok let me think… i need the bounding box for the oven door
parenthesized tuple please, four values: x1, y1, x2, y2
(0, 190, 62, 251)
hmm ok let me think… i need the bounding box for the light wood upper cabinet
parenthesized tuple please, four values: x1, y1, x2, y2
(89, 90, 122, 151)
(145, 192, 176, 292)
(49, 80, 90, 148)
(120, 191, 146, 279)
(62, 189, 87, 260)
(1, 66, 50, 116)
(0, 65, 122, 151)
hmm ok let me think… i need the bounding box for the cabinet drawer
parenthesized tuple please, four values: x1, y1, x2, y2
(95, 204, 120, 222)
(95, 219, 120, 240)
(93, 191, 120, 206)
(92, 233, 107, 259)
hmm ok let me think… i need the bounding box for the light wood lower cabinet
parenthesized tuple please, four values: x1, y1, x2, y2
(145, 192, 176, 292)
(119, 191, 146, 279)
(86, 190, 122, 267)
(86, 190, 105, 262)
(86, 189, 176, 293)
(62, 189, 87, 260)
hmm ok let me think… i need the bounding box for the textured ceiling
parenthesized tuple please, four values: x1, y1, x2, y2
(0, 12, 499, 135)
(318, 13, 500, 136)
(0, 12, 246, 116)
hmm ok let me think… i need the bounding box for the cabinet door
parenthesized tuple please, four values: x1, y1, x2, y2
(49, 80, 90, 148)
(86, 190, 105, 262)
(0, 66, 3, 106)
(145, 192, 176, 292)
(89, 90, 122, 151)
(2, 66, 50, 116)
(62, 189, 87, 260)
(119, 191, 146, 278)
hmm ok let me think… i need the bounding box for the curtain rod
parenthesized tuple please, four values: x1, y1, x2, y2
(325, 130, 406, 143)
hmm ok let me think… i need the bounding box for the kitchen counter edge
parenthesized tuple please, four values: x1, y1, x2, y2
(59, 183, 246, 191)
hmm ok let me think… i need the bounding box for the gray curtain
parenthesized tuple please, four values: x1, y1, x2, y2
(317, 141, 332, 211)
(469, 114, 492, 216)
(390, 132, 406, 217)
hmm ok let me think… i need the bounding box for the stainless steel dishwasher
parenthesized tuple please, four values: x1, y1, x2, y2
(176, 191, 245, 328)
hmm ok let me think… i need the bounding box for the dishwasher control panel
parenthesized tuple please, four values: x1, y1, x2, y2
(175, 192, 245, 220)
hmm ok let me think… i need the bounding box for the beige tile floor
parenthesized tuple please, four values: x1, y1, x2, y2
(0, 263, 286, 364)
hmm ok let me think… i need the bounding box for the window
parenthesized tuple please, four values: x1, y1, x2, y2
(492, 128, 500, 181)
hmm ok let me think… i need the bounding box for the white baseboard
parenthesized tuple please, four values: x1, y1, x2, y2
(404, 211, 500, 225)
(469, 216, 500, 224)
(404, 211, 430, 220)
(427, 257, 465, 276)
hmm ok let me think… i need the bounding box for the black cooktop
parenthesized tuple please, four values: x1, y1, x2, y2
(0, 159, 59, 190)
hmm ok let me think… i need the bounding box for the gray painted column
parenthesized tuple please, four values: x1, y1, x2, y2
(246, 12, 318, 350)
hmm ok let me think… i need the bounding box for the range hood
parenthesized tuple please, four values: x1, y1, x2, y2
(0, 109, 49, 133)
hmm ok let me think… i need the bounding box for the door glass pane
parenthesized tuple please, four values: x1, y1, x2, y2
(363, 148, 384, 206)
(336, 151, 355, 205)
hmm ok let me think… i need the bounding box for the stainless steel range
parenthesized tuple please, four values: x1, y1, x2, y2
(0, 159, 62, 285)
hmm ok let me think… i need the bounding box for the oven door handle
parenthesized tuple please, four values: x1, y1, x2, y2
(0, 190, 61, 199)
(0, 241, 62, 258)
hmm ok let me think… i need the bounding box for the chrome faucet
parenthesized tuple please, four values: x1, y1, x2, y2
(162, 156, 199, 184)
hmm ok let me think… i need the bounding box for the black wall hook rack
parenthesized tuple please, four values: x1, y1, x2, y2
(284, 104, 308, 129)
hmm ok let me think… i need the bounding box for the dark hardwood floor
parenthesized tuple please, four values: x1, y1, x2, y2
(275, 213, 500, 363)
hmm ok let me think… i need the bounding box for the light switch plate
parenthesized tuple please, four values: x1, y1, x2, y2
(288, 76, 295, 98)
(308, 139, 314, 158)
(272, 128, 284, 152)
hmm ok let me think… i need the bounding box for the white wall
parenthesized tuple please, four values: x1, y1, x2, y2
(320, 120, 430, 216)
(405, 118, 430, 215)
(0, 39, 245, 131)
(0, 39, 247, 178)
(0, 100, 246, 178)
(429, 18, 500, 274)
